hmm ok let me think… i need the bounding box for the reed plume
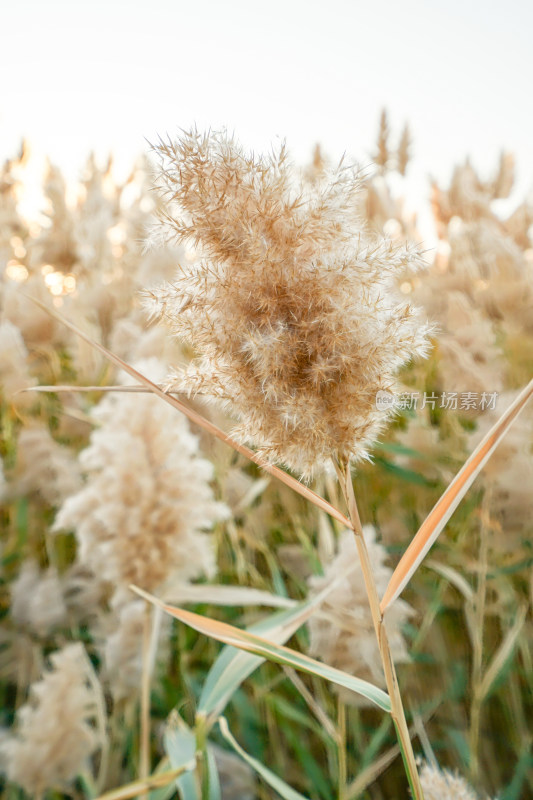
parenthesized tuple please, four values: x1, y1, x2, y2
(0, 643, 103, 798)
(146, 130, 431, 478)
(53, 359, 227, 603)
(419, 761, 493, 800)
(11, 424, 82, 506)
(10, 560, 68, 638)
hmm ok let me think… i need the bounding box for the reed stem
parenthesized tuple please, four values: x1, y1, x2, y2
(335, 459, 424, 800)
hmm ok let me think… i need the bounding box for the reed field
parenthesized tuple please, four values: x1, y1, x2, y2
(0, 115, 532, 800)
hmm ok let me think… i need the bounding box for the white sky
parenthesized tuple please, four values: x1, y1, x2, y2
(2, 0, 532, 242)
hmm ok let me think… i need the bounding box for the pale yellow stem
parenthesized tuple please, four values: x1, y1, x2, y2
(334, 459, 424, 800)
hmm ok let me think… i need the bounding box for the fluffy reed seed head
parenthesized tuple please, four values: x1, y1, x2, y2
(307, 526, 412, 703)
(0, 643, 102, 797)
(419, 761, 491, 800)
(0, 321, 36, 404)
(10, 560, 68, 638)
(12, 424, 82, 506)
(147, 130, 431, 478)
(53, 359, 228, 602)
(100, 598, 169, 702)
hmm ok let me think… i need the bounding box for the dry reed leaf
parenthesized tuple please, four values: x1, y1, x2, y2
(93, 764, 193, 800)
(344, 743, 401, 800)
(166, 584, 296, 609)
(478, 605, 527, 702)
(281, 666, 338, 741)
(21, 383, 197, 397)
(22, 384, 175, 394)
(131, 586, 391, 711)
(21, 293, 351, 529)
(381, 379, 533, 611)
(424, 560, 475, 604)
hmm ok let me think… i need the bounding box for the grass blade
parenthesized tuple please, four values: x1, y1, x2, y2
(198, 577, 344, 716)
(131, 586, 391, 712)
(218, 717, 311, 800)
(21, 293, 351, 529)
(344, 743, 400, 800)
(424, 560, 475, 604)
(205, 747, 222, 800)
(381, 380, 533, 611)
(478, 605, 527, 702)
(197, 560, 363, 715)
(164, 720, 199, 800)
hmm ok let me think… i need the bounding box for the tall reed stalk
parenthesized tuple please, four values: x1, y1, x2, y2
(334, 458, 424, 800)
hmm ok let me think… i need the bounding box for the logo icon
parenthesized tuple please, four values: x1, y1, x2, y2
(375, 390, 395, 411)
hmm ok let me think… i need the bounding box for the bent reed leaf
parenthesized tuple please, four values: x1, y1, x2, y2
(198, 604, 306, 717)
(21, 292, 352, 529)
(131, 586, 392, 712)
(197, 567, 356, 716)
(218, 717, 311, 800)
(381, 379, 533, 611)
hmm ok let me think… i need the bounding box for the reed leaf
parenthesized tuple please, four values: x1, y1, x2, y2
(131, 586, 391, 712)
(198, 572, 351, 716)
(478, 605, 527, 702)
(218, 717, 311, 800)
(167, 584, 296, 610)
(164, 723, 199, 800)
(381, 379, 533, 611)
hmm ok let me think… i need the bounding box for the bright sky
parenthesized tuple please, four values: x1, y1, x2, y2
(2, 0, 532, 242)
